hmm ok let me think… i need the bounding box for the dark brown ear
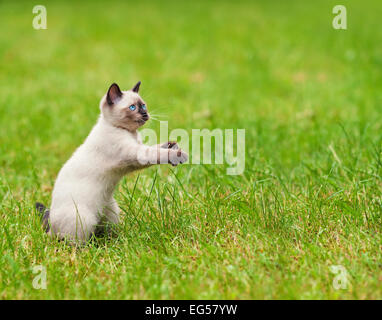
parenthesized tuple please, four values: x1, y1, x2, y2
(132, 81, 141, 93)
(106, 83, 123, 105)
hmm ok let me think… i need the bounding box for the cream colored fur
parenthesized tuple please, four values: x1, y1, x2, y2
(48, 83, 187, 243)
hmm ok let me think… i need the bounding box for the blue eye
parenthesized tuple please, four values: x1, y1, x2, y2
(129, 105, 136, 111)
(141, 104, 146, 110)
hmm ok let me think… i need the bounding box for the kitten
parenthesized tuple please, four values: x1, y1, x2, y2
(36, 82, 188, 244)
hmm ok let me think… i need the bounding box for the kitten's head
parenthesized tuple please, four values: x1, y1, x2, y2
(100, 82, 149, 131)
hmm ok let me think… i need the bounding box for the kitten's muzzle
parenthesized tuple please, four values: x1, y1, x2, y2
(141, 112, 149, 121)
(135, 112, 149, 124)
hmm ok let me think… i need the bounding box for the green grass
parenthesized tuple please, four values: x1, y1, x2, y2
(0, 0, 381, 299)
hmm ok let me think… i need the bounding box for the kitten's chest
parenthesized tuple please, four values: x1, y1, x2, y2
(84, 123, 141, 171)
(100, 133, 140, 166)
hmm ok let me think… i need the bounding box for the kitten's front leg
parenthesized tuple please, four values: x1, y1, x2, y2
(135, 145, 188, 167)
(167, 148, 188, 166)
(160, 141, 179, 150)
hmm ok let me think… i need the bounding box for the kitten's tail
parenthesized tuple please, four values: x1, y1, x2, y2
(35, 202, 50, 232)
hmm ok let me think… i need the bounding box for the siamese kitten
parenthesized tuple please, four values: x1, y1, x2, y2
(36, 82, 188, 244)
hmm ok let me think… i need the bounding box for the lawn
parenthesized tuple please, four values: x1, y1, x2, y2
(0, 0, 381, 299)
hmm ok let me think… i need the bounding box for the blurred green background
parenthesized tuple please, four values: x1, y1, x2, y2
(0, 0, 381, 299)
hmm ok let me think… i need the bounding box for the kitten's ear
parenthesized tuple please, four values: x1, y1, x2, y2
(132, 81, 141, 93)
(106, 83, 123, 105)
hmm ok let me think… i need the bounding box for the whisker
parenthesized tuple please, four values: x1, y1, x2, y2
(149, 114, 168, 120)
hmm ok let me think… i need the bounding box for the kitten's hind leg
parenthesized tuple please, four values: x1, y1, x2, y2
(104, 198, 120, 225)
(49, 206, 99, 245)
(95, 199, 120, 237)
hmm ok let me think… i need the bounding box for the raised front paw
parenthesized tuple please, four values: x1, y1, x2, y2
(161, 141, 179, 150)
(169, 149, 188, 166)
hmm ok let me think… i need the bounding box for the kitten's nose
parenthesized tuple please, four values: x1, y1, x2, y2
(142, 112, 149, 121)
